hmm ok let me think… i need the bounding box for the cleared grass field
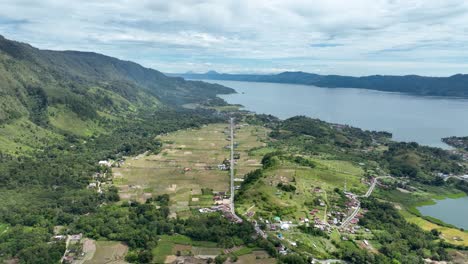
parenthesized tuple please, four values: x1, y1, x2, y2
(236, 250, 276, 264)
(152, 235, 223, 263)
(83, 240, 128, 264)
(0, 117, 62, 155)
(49, 105, 104, 137)
(152, 240, 174, 264)
(114, 123, 268, 217)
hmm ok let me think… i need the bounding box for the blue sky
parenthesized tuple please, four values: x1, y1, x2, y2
(1, 0, 468, 76)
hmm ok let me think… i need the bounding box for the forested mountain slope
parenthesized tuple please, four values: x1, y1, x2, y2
(0, 35, 233, 154)
(172, 71, 468, 98)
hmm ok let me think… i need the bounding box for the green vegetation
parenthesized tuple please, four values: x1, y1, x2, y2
(233, 115, 468, 263)
(152, 240, 174, 263)
(443, 136, 468, 151)
(2, 35, 468, 264)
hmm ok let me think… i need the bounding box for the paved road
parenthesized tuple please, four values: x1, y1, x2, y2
(230, 117, 235, 214)
(229, 117, 242, 222)
(341, 202, 361, 228)
(444, 175, 468, 182)
(342, 176, 392, 228)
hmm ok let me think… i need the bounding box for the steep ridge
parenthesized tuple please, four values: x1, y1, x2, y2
(0, 35, 233, 153)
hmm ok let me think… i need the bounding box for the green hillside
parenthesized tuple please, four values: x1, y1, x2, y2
(0, 35, 233, 154)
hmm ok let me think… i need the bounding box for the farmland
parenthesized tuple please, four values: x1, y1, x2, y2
(114, 123, 269, 217)
(151, 235, 275, 264)
(82, 240, 129, 264)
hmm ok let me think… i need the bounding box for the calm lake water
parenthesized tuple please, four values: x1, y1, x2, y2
(418, 196, 468, 229)
(208, 80, 468, 148)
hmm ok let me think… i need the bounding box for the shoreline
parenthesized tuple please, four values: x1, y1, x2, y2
(409, 193, 468, 230)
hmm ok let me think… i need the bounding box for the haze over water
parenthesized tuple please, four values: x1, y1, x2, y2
(209, 80, 468, 148)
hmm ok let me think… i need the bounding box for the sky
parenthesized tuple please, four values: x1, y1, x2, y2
(1, 0, 468, 76)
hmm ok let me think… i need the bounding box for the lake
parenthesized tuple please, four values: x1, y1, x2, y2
(207, 80, 468, 148)
(418, 196, 468, 229)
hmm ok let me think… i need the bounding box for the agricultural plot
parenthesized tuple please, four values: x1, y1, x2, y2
(83, 240, 128, 264)
(152, 235, 222, 263)
(114, 123, 268, 217)
(235, 250, 276, 264)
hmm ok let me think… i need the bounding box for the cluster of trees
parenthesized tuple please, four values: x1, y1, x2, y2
(0, 107, 228, 263)
(383, 142, 463, 183)
(268, 116, 390, 150)
(0, 226, 65, 264)
(277, 182, 296, 192)
(359, 198, 450, 263)
(262, 116, 465, 190)
(73, 201, 257, 262)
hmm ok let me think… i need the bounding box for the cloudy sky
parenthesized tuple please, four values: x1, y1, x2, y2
(1, 0, 468, 76)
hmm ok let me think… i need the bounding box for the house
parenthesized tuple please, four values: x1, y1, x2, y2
(70, 233, 82, 241)
(98, 160, 112, 167)
(218, 164, 228, 170)
(53, 235, 67, 240)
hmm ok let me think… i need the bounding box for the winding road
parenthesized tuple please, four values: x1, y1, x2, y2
(341, 176, 392, 228)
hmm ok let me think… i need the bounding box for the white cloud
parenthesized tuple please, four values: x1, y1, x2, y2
(0, 0, 467, 75)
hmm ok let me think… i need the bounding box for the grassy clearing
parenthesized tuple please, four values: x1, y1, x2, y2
(236, 250, 276, 264)
(114, 123, 268, 216)
(84, 240, 128, 264)
(152, 240, 174, 264)
(285, 231, 336, 259)
(152, 235, 223, 263)
(0, 117, 62, 155)
(158, 235, 218, 248)
(207, 105, 242, 112)
(191, 246, 223, 256)
(48, 105, 104, 137)
(232, 246, 254, 256)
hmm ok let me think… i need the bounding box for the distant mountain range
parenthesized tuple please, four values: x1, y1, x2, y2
(170, 71, 468, 98)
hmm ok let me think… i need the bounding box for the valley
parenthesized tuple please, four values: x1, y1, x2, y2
(1, 34, 468, 264)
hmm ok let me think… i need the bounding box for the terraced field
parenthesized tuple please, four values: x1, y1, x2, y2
(114, 123, 268, 217)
